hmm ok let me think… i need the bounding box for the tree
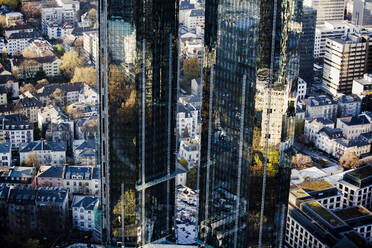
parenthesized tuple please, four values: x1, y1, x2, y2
(36, 78, 49, 89)
(19, 83, 36, 94)
(186, 167, 197, 190)
(183, 58, 200, 79)
(88, 8, 97, 26)
(21, 3, 41, 19)
(179, 158, 188, 169)
(60, 50, 83, 77)
(340, 151, 360, 170)
(291, 154, 313, 169)
(53, 44, 65, 57)
(22, 152, 41, 171)
(34, 67, 46, 81)
(71, 66, 97, 87)
(0, 0, 20, 10)
(0, 15, 6, 28)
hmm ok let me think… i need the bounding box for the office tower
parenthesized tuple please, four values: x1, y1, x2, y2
(198, 0, 301, 247)
(98, 0, 178, 246)
(304, 0, 345, 24)
(353, 0, 372, 26)
(299, 7, 317, 88)
(322, 34, 368, 96)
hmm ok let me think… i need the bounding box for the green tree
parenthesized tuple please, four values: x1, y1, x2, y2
(186, 167, 197, 190)
(60, 50, 83, 77)
(53, 44, 65, 56)
(183, 58, 200, 79)
(179, 158, 188, 169)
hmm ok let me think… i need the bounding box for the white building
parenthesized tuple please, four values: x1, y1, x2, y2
(336, 114, 371, 140)
(179, 0, 195, 24)
(79, 83, 98, 104)
(322, 34, 368, 96)
(295, 78, 307, 102)
(5, 12, 23, 26)
(63, 166, 100, 197)
(83, 31, 98, 63)
(178, 138, 199, 168)
(337, 165, 372, 209)
(337, 94, 362, 118)
(19, 140, 66, 166)
(72, 195, 100, 231)
(333, 137, 371, 158)
(0, 142, 11, 166)
(177, 103, 199, 138)
(314, 127, 343, 155)
(352, 74, 372, 98)
(6, 31, 41, 56)
(304, 95, 338, 120)
(45, 22, 73, 40)
(304, 118, 335, 142)
(185, 9, 204, 30)
(304, 0, 345, 24)
(0, 115, 34, 149)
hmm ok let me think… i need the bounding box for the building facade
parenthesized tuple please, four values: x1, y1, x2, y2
(198, 1, 301, 247)
(352, 0, 372, 26)
(304, 0, 345, 24)
(99, 0, 179, 245)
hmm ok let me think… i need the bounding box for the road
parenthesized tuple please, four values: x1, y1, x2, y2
(293, 142, 339, 168)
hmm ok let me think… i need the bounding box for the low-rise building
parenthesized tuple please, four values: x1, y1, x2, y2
(334, 206, 372, 243)
(63, 166, 100, 197)
(337, 165, 372, 209)
(5, 31, 41, 56)
(36, 166, 64, 188)
(0, 114, 34, 149)
(333, 137, 371, 158)
(178, 138, 199, 168)
(304, 117, 335, 142)
(315, 127, 343, 155)
(36, 82, 84, 105)
(336, 114, 372, 139)
(337, 94, 362, 117)
(71, 195, 100, 231)
(304, 95, 338, 120)
(19, 140, 66, 166)
(352, 74, 372, 98)
(11, 55, 61, 79)
(295, 78, 307, 102)
(185, 9, 204, 30)
(177, 103, 199, 138)
(5, 12, 23, 26)
(0, 166, 36, 187)
(0, 142, 11, 166)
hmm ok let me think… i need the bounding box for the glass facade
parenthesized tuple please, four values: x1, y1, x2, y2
(198, 0, 302, 247)
(299, 7, 317, 87)
(98, 0, 179, 246)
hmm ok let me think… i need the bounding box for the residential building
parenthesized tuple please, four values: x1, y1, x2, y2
(185, 9, 204, 30)
(83, 31, 98, 63)
(177, 103, 199, 138)
(295, 78, 307, 102)
(314, 127, 343, 154)
(336, 114, 371, 139)
(73, 139, 97, 166)
(333, 137, 371, 158)
(353, 0, 372, 26)
(99, 0, 179, 245)
(11, 55, 62, 79)
(5, 31, 41, 56)
(45, 22, 73, 40)
(191, 78, 202, 97)
(322, 35, 368, 96)
(304, 0, 345, 24)
(0, 114, 34, 149)
(75, 117, 98, 140)
(34, 82, 83, 104)
(304, 95, 338, 120)
(41, 0, 80, 34)
(45, 122, 72, 148)
(0, 166, 36, 187)
(72, 195, 100, 231)
(37, 105, 68, 130)
(337, 165, 372, 209)
(4, 23, 34, 39)
(63, 166, 100, 197)
(0, 142, 11, 166)
(178, 138, 199, 168)
(5, 12, 23, 26)
(36, 187, 69, 234)
(0, 86, 8, 105)
(36, 165, 64, 188)
(299, 8, 317, 85)
(198, 1, 300, 247)
(337, 94, 362, 117)
(19, 140, 66, 166)
(79, 83, 98, 104)
(7, 186, 37, 235)
(179, 0, 195, 24)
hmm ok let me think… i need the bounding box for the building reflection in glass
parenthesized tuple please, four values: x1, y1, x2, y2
(198, 0, 302, 247)
(99, 0, 179, 246)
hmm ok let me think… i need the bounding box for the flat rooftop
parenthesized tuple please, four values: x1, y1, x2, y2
(348, 165, 372, 180)
(334, 206, 371, 221)
(305, 201, 344, 227)
(299, 180, 334, 192)
(291, 187, 309, 198)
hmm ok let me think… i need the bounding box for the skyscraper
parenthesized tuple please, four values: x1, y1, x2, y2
(304, 0, 345, 25)
(198, 0, 301, 247)
(353, 0, 372, 26)
(299, 7, 317, 88)
(98, 0, 179, 246)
